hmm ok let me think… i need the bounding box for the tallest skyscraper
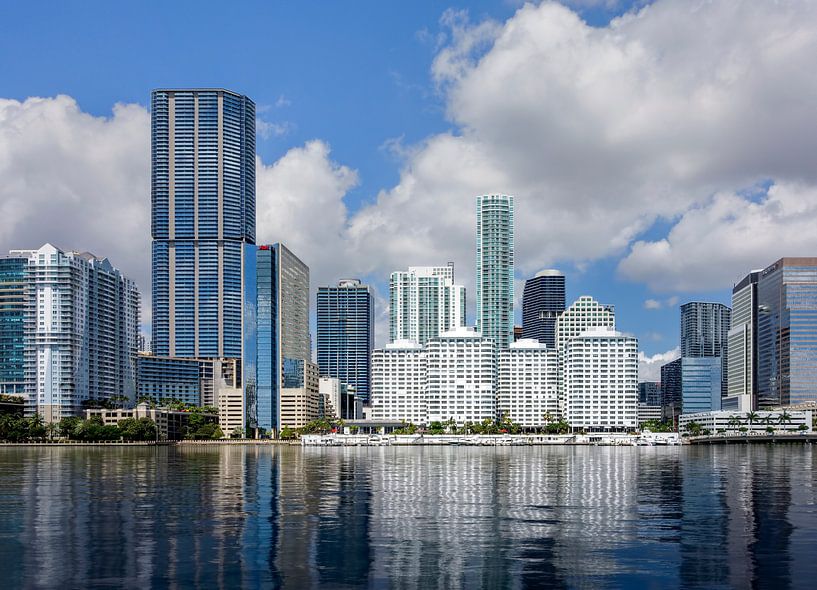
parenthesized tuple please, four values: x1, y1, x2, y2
(476, 194, 515, 350)
(151, 89, 256, 358)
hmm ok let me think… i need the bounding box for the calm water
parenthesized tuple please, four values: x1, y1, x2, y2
(0, 445, 815, 589)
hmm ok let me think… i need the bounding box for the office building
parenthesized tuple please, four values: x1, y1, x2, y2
(316, 279, 374, 402)
(7, 244, 139, 421)
(476, 194, 514, 350)
(389, 264, 465, 346)
(255, 244, 310, 434)
(136, 355, 204, 406)
(279, 359, 320, 429)
(638, 382, 661, 406)
(755, 258, 817, 407)
(497, 339, 558, 428)
(425, 327, 496, 426)
(371, 340, 426, 425)
(726, 271, 760, 410)
(660, 358, 682, 415)
(521, 270, 565, 347)
(563, 328, 638, 432)
(319, 377, 359, 420)
(680, 301, 731, 397)
(678, 410, 812, 435)
(681, 357, 722, 414)
(0, 256, 27, 396)
(150, 88, 256, 359)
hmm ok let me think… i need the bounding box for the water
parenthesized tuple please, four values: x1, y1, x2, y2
(0, 445, 815, 589)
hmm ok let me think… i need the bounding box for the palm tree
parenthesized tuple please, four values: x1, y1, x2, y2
(728, 415, 741, 432)
(778, 411, 793, 430)
(746, 411, 759, 431)
(46, 422, 59, 442)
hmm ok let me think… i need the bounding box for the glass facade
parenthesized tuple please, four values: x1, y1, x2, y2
(680, 302, 731, 398)
(476, 194, 514, 350)
(660, 358, 682, 410)
(136, 356, 202, 407)
(254, 244, 309, 434)
(521, 270, 565, 347)
(638, 382, 661, 406)
(317, 280, 374, 403)
(0, 257, 27, 395)
(681, 357, 722, 414)
(151, 89, 255, 359)
(756, 258, 817, 407)
(727, 272, 759, 401)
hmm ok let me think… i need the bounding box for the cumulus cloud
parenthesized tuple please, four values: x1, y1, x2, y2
(4, 0, 817, 347)
(643, 299, 662, 310)
(0, 95, 150, 320)
(638, 347, 679, 382)
(619, 182, 817, 291)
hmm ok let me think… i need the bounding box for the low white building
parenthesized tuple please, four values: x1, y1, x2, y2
(564, 328, 638, 432)
(371, 340, 427, 425)
(426, 327, 496, 427)
(679, 410, 813, 434)
(637, 403, 663, 425)
(497, 339, 558, 428)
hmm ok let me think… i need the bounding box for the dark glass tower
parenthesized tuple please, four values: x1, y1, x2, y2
(317, 280, 374, 403)
(0, 257, 27, 395)
(150, 88, 256, 358)
(756, 258, 817, 407)
(256, 244, 310, 434)
(521, 269, 565, 347)
(680, 302, 731, 399)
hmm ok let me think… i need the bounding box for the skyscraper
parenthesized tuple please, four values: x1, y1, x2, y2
(726, 271, 760, 409)
(755, 258, 817, 407)
(7, 244, 139, 420)
(316, 279, 374, 403)
(476, 194, 514, 350)
(389, 264, 466, 346)
(255, 244, 311, 434)
(150, 88, 256, 359)
(0, 256, 27, 396)
(521, 269, 566, 347)
(680, 301, 731, 399)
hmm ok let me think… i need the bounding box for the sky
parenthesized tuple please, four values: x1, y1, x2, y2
(2, 0, 817, 381)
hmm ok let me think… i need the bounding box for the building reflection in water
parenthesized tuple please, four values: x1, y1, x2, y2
(0, 445, 813, 588)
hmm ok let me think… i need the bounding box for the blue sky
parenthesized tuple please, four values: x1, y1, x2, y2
(2, 0, 813, 378)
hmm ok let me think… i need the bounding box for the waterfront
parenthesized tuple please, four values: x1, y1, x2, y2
(0, 446, 815, 589)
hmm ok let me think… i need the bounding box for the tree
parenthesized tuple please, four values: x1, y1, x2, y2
(778, 411, 793, 429)
(727, 415, 741, 432)
(280, 426, 298, 440)
(428, 421, 445, 435)
(230, 427, 244, 439)
(58, 416, 82, 439)
(686, 422, 703, 436)
(46, 422, 59, 441)
(746, 411, 759, 430)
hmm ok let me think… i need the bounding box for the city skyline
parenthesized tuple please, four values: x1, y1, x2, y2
(6, 0, 816, 374)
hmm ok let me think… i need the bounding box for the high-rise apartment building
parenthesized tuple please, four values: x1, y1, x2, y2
(497, 339, 558, 428)
(563, 328, 638, 432)
(150, 88, 256, 359)
(726, 271, 759, 410)
(255, 244, 310, 434)
(521, 270, 565, 347)
(755, 258, 817, 407)
(316, 279, 374, 403)
(555, 295, 615, 417)
(425, 327, 496, 426)
(680, 301, 731, 399)
(0, 256, 27, 396)
(476, 194, 514, 350)
(389, 264, 466, 346)
(371, 340, 426, 425)
(7, 244, 139, 421)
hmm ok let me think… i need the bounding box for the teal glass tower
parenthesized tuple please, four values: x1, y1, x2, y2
(151, 88, 256, 358)
(476, 194, 515, 350)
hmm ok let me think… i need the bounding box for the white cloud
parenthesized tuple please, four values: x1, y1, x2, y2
(256, 118, 294, 139)
(638, 347, 679, 382)
(619, 182, 817, 292)
(0, 95, 151, 324)
(643, 299, 662, 310)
